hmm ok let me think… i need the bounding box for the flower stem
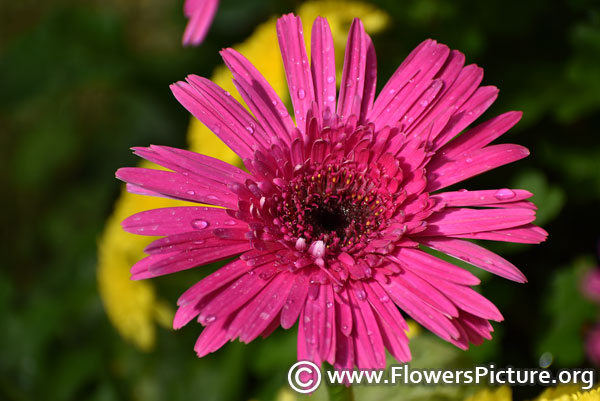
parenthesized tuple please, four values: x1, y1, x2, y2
(324, 364, 355, 401)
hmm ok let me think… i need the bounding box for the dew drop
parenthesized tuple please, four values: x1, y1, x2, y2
(355, 289, 367, 301)
(246, 126, 255, 134)
(379, 295, 390, 303)
(259, 312, 270, 320)
(326, 75, 335, 83)
(224, 220, 237, 226)
(327, 95, 335, 103)
(326, 301, 333, 308)
(186, 190, 196, 196)
(205, 315, 216, 323)
(297, 88, 306, 99)
(191, 219, 208, 230)
(420, 99, 429, 107)
(465, 157, 473, 163)
(494, 188, 516, 200)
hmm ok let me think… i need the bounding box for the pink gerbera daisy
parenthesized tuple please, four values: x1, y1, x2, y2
(182, 0, 219, 46)
(117, 14, 547, 370)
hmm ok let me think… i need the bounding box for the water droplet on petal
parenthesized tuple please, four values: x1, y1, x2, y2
(494, 188, 516, 200)
(191, 219, 208, 230)
(355, 289, 367, 301)
(186, 190, 195, 196)
(420, 99, 429, 107)
(246, 126, 255, 134)
(205, 315, 216, 323)
(465, 157, 473, 163)
(326, 75, 335, 83)
(297, 89, 306, 99)
(224, 220, 238, 226)
(326, 301, 333, 308)
(259, 312, 270, 320)
(379, 295, 390, 303)
(327, 95, 335, 103)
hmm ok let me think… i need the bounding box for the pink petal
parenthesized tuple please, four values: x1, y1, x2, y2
(310, 17, 337, 126)
(431, 85, 499, 150)
(227, 272, 293, 343)
(194, 317, 231, 357)
(419, 207, 537, 236)
(186, 75, 272, 146)
(133, 145, 251, 184)
(348, 288, 387, 369)
(182, 0, 219, 46)
(380, 274, 460, 342)
(116, 167, 238, 208)
(170, 81, 257, 159)
(393, 247, 480, 285)
(392, 270, 459, 317)
(426, 277, 503, 321)
(131, 241, 251, 279)
(276, 14, 315, 133)
(337, 19, 372, 124)
(452, 224, 548, 244)
(221, 48, 295, 143)
(431, 189, 533, 207)
(197, 263, 277, 324)
(370, 40, 450, 130)
(280, 273, 311, 329)
(364, 282, 411, 362)
(439, 111, 523, 158)
(419, 236, 527, 282)
(174, 259, 253, 329)
(122, 206, 245, 236)
(426, 144, 530, 191)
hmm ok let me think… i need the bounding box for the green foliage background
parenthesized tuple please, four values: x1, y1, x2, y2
(1, 0, 599, 400)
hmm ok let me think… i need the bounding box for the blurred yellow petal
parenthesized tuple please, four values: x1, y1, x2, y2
(535, 386, 600, 401)
(464, 386, 512, 401)
(98, 0, 388, 351)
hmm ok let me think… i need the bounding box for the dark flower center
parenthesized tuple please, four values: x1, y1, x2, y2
(277, 164, 387, 253)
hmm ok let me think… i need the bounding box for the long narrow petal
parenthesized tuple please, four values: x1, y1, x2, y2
(131, 241, 251, 279)
(418, 207, 537, 236)
(122, 206, 245, 236)
(431, 189, 533, 207)
(276, 14, 315, 133)
(186, 75, 272, 147)
(171, 81, 257, 159)
(431, 86, 499, 150)
(182, 0, 219, 46)
(451, 224, 548, 244)
(221, 48, 295, 143)
(310, 17, 336, 126)
(439, 111, 523, 158)
(419, 237, 527, 282)
(116, 167, 238, 208)
(134, 145, 251, 184)
(228, 272, 294, 343)
(426, 144, 530, 191)
(337, 19, 370, 124)
(370, 40, 450, 130)
(393, 247, 480, 285)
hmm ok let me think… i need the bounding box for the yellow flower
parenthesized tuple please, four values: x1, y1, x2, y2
(536, 386, 600, 401)
(464, 387, 512, 401)
(97, 0, 389, 351)
(464, 386, 600, 401)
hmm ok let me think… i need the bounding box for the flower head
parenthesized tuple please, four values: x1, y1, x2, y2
(117, 14, 547, 370)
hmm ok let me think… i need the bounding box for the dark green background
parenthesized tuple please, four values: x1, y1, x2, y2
(2, 0, 600, 400)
